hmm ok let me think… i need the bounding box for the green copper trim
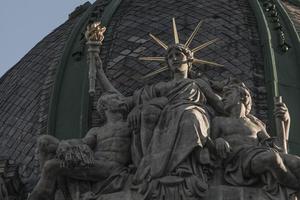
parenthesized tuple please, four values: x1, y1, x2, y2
(101, 0, 122, 26)
(48, 0, 123, 139)
(48, 3, 94, 139)
(248, 0, 279, 131)
(249, 0, 300, 154)
(274, 0, 300, 154)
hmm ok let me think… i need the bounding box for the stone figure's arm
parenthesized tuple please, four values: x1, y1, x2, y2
(57, 128, 97, 153)
(211, 117, 222, 139)
(274, 101, 290, 139)
(196, 78, 225, 114)
(81, 128, 98, 149)
(94, 53, 122, 95)
(251, 115, 285, 151)
(211, 117, 231, 159)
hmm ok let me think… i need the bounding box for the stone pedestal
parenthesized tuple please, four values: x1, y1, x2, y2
(97, 185, 298, 200)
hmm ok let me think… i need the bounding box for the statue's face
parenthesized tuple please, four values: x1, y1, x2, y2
(167, 48, 189, 73)
(104, 94, 126, 112)
(222, 88, 241, 112)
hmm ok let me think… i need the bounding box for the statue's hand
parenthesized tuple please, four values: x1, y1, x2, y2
(274, 102, 290, 122)
(215, 137, 231, 159)
(127, 106, 142, 131)
(56, 141, 71, 156)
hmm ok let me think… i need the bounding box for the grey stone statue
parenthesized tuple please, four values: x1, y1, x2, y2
(211, 82, 300, 192)
(28, 19, 300, 200)
(126, 32, 227, 200)
(28, 93, 131, 200)
(89, 19, 227, 199)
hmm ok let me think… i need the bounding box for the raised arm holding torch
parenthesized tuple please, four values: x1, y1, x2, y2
(85, 22, 106, 96)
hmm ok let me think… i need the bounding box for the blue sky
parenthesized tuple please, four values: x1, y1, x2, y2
(0, 0, 96, 77)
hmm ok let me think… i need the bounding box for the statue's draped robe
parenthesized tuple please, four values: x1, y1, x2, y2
(223, 115, 296, 200)
(132, 78, 210, 184)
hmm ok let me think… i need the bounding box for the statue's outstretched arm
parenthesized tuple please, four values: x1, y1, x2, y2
(94, 53, 121, 95)
(196, 78, 225, 114)
(57, 129, 97, 153)
(82, 128, 98, 149)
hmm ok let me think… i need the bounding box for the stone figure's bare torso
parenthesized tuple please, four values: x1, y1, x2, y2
(87, 121, 130, 165)
(213, 116, 264, 151)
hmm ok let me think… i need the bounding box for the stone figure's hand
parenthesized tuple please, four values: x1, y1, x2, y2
(56, 141, 71, 155)
(274, 102, 290, 122)
(215, 138, 231, 159)
(127, 106, 141, 131)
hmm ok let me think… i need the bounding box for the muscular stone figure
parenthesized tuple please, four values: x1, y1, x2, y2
(211, 82, 300, 190)
(28, 93, 130, 200)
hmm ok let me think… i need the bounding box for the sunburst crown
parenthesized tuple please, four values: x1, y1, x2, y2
(139, 18, 223, 79)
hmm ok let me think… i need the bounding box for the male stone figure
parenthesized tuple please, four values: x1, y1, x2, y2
(28, 93, 131, 200)
(211, 82, 300, 190)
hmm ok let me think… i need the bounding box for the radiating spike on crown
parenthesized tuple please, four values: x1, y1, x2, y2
(185, 21, 203, 47)
(142, 66, 169, 79)
(172, 18, 180, 44)
(139, 57, 166, 62)
(193, 58, 224, 67)
(192, 38, 219, 53)
(149, 33, 168, 50)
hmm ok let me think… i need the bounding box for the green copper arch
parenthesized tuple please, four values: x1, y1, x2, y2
(249, 0, 300, 154)
(48, 0, 123, 139)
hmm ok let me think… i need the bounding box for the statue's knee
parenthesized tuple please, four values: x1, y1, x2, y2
(43, 160, 60, 175)
(142, 105, 161, 124)
(259, 151, 283, 168)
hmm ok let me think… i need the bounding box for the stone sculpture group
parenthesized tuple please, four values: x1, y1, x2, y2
(28, 19, 300, 200)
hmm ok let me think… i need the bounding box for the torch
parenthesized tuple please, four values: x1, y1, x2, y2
(85, 22, 106, 96)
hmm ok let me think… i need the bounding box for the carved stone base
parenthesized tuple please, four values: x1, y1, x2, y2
(96, 185, 299, 200)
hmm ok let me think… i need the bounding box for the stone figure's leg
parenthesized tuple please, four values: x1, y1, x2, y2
(65, 159, 123, 181)
(29, 158, 122, 200)
(180, 109, 210, 147)
(140, 105, 161, 154)
(28, 159, 61, 200)
(251, 151, 299, 189)
(36, 135, 59, 170)
(280, 153, 300, 181)
(175, 109, 210, 166)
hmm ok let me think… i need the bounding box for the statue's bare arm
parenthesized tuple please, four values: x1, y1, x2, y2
(211, 117, 231, 159)
(196, 78, 225, 114)
(81, 128, 98, 149)
(57, 128, 97, 152)
(93, 53, 121, 94)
